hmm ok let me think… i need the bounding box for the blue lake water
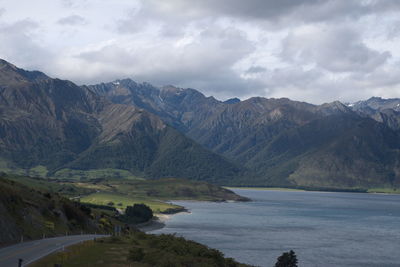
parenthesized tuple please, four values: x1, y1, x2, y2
(152, 189, 400, 267)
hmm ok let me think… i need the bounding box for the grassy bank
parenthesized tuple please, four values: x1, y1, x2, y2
(80, 192, 183, 213)
(30, 234, 251, 267)
(3, 174, 248, 216)
(367, 188, 399, 194)
(228, 186, 400, 194)
(226, 186, 305, 192)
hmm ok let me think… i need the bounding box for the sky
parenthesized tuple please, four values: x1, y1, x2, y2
(1, 0, 400, 103)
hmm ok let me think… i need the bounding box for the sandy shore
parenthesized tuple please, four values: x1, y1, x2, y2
(137, 213, 182, 232)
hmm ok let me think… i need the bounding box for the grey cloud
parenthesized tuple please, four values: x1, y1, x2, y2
(2, 0, 400, 104)
(60, 0, 74, 8)
(145, 0, 321, 21)
(256, 60, 400, 104)
(115, 8, 146, 34)
(246, 66, 267, 74)
(386, 20, 400, 39)
(261, 67, 368, 104)
(57, 15, 87, 26)
(143, 0, 400, 24)
(77, 44, 137, 68)
(0, 19, 53, 69)
(72, 26, 263, 99)
(281, 26, 391, 73)
(60, 0, 88, 9)
(116, 5, 194, 37)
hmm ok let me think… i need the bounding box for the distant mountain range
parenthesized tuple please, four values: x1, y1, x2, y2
(0, 59, 241, 183)
(1, 59, 400, 190)
(348, 97, 400, 131)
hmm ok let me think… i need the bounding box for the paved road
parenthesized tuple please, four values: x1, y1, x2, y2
(0, 234, 108, 266)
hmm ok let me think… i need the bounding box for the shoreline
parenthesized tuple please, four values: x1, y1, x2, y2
(137, 211, 188, 232)
(136, 198, 248, 232)
(227, 186, 400, 195)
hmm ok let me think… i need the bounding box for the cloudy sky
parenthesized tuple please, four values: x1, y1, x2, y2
(1, 0, 400, 103)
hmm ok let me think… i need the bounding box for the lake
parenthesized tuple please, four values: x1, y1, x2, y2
(152, 189, 400, 267)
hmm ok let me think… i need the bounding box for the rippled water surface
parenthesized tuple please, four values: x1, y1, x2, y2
(153, 189, 400, 267)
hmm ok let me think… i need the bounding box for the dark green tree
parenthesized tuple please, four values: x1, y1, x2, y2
(275, 250, 298, 267)
(128, 247, 144, 262)
(124, 203, 153, 223)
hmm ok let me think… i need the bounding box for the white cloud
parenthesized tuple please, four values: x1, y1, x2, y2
(0, 19, 54, 68)
(0, 0, 400, 103)
(281, 26, 391, 73)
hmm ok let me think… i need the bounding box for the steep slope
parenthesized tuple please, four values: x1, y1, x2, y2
(89, 80, 353, 161)
(0, 175, 102, 245)
(90, 79, 400, 189)
(89, 80, 350, 160)
(349, 97, 400, 131)
(351, 97, 400, 112)
(0, 59, 48, 86)
(89, 79, 222, 132)
(369, 109, 400, 131)
(245, 114, 400, 188)
(0, 59, 241, 182)
(64, 104, 241, 183)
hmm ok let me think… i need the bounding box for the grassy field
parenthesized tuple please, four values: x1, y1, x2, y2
(3, 174, 247, 214)
(228, 186, 400, 194)
(53, 168, 142, 180)
(0, 158, 25, 175)
(4, 175, 95, 196)
(76, 178, 249, 213)
(367, 188, 399, 194)
(107, 178, 249, 201)
(80, 192, 182, 213)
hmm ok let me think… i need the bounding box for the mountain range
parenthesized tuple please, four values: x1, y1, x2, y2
(0, 59, 240, 184)
(1, 59, 400, 190)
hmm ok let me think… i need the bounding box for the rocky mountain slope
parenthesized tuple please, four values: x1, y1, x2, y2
(0, 175, 102, 245)
(91, 79, 400, 189)
(0, 59, 241, 183)
(89, 80, 351, 158)
(351, 97, 400, 113)
(349, 97, 400, 130)
(2, 59, 400, 189)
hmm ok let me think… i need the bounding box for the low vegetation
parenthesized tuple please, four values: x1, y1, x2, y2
(122, 204, 154, 224)
(367, 188, 399, 194)
(78, 178, 249, 213)
(0, 175, 114, 245)
(275, 250, 298, 267)
(3, 174, 94, 197)
(30, 234, 251, 267)
(5, 174, 248, 215)
(0, 172, 249, 245)
(53, 168, 141, 180)
(80, 192, 182, 213)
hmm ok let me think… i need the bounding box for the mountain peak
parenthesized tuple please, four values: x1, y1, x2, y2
(317, 100, 353, 115)
(350, 96, 400, 113)
(368, 96, 383, 101)
(224, 97, 241, 104)
(0, 58, 48, 86)
(161, 85, 184, 93)
(0, 59, 18, 69)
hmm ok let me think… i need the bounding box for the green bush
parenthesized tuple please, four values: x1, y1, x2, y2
(128, 247, 144, 262)
(123, 203, 153, 223)
(275, 250, 298, 267)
